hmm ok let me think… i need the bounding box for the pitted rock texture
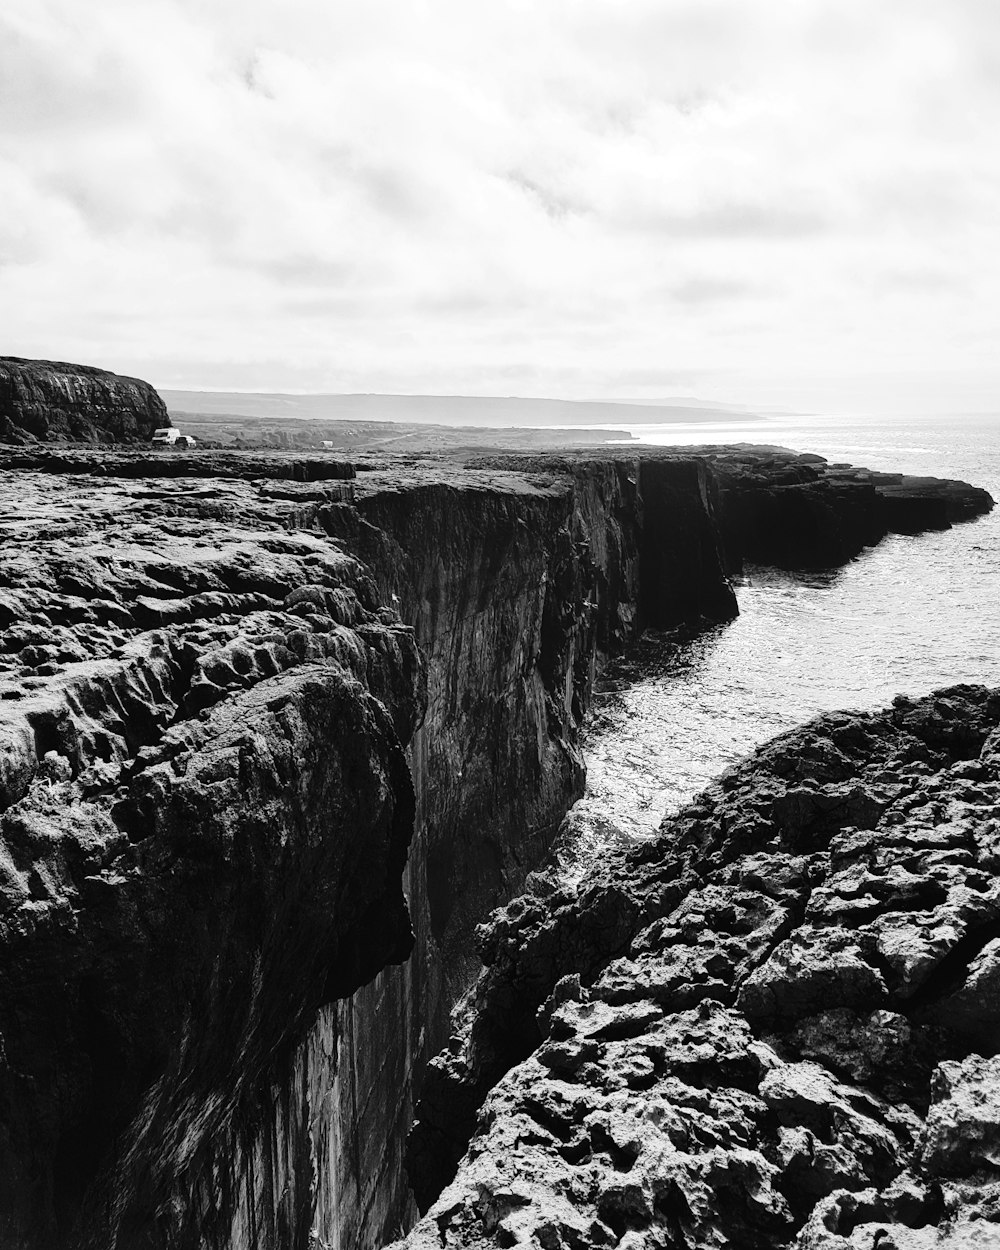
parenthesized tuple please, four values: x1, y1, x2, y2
(0, 467, 424, 1249)
(400, 685, 1000, 1247)
(0, 358, 170, 445)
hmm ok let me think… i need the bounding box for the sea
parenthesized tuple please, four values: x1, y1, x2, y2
(559, 410, 1000, 875)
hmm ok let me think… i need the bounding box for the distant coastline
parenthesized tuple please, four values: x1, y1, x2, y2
(160, 389, 762, 428)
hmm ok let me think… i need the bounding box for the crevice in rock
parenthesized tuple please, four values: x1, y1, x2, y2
(905, 913, 1000, 1018)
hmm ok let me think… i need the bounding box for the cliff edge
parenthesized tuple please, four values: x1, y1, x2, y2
(0, 357, 169, 444)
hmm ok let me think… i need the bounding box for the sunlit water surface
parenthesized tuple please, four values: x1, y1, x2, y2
(559, 412, 1000, 876)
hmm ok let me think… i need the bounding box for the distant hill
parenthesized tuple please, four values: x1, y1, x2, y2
(161, 391, 760, 428)
(602, 396, 751, 412)
(169, 411, 639, 453)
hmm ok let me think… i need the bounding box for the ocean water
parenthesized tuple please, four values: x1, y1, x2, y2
(560, 411, 1000, 872)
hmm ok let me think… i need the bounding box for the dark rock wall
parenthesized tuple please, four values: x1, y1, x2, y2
(0, 357, 169, 444)
(207, 458, 739, 1249)
(350, 460, 736, 1011)
(638, 459, 739, 623)
(354, 466, 634, 996)
(708, 452, 994, 571)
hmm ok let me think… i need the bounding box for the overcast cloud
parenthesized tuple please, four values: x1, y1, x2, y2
(1, 0, 999, 412)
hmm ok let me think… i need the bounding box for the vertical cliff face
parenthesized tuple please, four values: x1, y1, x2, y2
(0, 357, 169, 444)
(706, 449, 995, 571)
(352, 466, 637, 999)
(345, 461, 736, 1021)
(637, 460, 741, 624)
(291, 459, 738, 1245)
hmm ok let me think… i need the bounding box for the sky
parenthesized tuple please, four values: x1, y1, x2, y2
(1, 0, 999, 414)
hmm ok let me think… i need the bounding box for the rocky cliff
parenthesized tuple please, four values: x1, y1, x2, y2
(707, 451, 992, 569)
(240, 455, 740, 1247)
(0, 445, 991, 1249)
(476, 447, 994, 574)
(0, 357, 169, 444)
(0, 460, 424, 1248)
(397, 684, 1000, 1250)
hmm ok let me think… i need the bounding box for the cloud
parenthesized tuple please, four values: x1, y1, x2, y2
(0, 0, 999, 411)
(668, 277, 759, 306)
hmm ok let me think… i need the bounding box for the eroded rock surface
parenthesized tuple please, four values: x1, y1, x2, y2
(0, 467, 425, 1249)
(401, 686, 1000, 1248)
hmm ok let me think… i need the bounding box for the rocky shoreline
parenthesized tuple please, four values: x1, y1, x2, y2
(397, 684, 1000, 1250)
(0, 440, 993, 1248)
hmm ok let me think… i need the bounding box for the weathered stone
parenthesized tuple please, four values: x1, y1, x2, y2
(399, 686, 1000, 1250)
(920, 1055, 1000, 1177)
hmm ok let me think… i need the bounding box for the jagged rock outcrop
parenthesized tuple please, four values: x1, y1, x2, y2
(0, 445, 991, 1249)
(0, 357, 170, 444)
(397, 686, 1000, 1248)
